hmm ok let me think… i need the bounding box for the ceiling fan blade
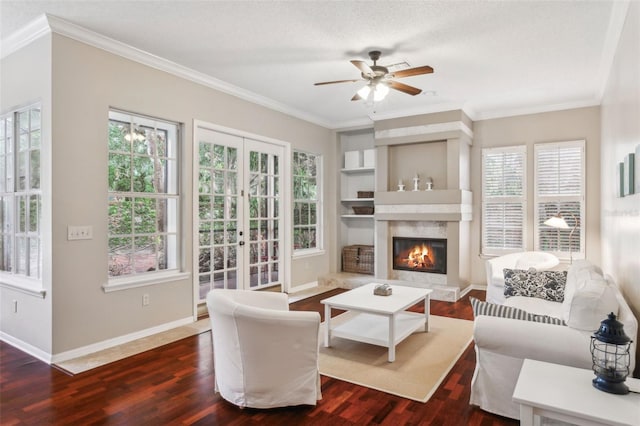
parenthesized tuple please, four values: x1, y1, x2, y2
(351, 60, 374, 77)
(314, 79, 360, 86)
(391, 65, 434, 78)
(388, 80, 422, 96)
(351, 93, 363, 101)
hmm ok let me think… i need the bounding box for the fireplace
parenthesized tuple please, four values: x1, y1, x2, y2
(392, 237, 447, 274)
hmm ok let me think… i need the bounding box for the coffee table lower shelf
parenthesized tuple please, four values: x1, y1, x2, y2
(328, 311, 426, 360)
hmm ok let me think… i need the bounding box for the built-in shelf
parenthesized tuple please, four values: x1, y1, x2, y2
(341, 167, 375, 174)
(341, 214, 374, 219)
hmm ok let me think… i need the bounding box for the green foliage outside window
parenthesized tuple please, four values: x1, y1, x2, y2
(293, 151, 320, 251)
(108, 111, 178, 278)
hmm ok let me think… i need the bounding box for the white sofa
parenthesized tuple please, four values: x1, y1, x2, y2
(485, 251, 559, 304)
(206, 289, 322, 408)
(471, 260, 638, 420)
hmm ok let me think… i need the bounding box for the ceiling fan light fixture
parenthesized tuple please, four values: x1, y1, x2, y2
(357, 84, 372, 100)
(374, 83, 389, 101)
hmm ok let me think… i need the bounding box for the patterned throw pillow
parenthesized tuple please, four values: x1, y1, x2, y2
(470, 297, 565, 326)
(503, 269, 568, 302)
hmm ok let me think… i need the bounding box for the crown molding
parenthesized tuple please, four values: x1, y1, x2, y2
(3, 14, 334, 129)
(0, 14, 50, 58)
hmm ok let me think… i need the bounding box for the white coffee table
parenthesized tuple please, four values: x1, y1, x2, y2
(321, 283, 432, 362)
(513, 359, 640, 426)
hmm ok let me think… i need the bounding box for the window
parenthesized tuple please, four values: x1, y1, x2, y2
(481, 146, 526, 255)
(0, 104, 42, 280)
(292, 150, 321, 252)
(107, 110, 180, 281)
(534, 140, 585, 260)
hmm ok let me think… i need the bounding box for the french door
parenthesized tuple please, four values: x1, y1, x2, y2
(195, 125, 284, 301)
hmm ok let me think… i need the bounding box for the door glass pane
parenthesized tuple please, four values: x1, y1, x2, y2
(196, 134, 241, 296)
(246, 147, 282, 289)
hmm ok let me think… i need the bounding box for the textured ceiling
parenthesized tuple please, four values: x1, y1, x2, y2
(0, 1, 627, 128)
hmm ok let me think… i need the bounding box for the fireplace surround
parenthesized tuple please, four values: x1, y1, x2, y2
(392, 237, 447, 274)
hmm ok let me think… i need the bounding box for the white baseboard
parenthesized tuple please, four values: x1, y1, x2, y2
(459, 284, 487, 299)
(0, 332, 53, 364)
(50, 316, 194, 364)
(287, 280, 318, 293)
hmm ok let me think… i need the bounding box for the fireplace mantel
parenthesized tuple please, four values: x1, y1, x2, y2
(374, 189, 472, 222)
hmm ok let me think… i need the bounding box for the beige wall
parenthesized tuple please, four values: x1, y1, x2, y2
(0, 35, 53, 356)
(3, 32, 336, 356)
(470, 107, 602, 285)
(600, 2, 640, 375)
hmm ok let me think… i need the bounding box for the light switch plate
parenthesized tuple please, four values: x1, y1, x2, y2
(68, 225, 93, 240)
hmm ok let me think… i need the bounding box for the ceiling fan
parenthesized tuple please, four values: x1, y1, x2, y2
(314, 50, 434, 101)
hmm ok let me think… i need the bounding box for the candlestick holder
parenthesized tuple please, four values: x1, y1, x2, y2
(412, 177, 420, 192)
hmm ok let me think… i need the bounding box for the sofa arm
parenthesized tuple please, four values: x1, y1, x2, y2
(474, 316, 593, 369)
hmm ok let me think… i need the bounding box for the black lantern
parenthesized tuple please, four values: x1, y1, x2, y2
(590, 312, 632, 394)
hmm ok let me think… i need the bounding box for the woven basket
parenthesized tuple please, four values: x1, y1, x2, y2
(357, 191, 374, 198)
(342, 245, 374, 274)
(352, 206, 374, 215)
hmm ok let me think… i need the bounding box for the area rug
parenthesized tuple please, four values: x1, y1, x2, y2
(319, 313, 474, 402)
(54, 318, 211, 375)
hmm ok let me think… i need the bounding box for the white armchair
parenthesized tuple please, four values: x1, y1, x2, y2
(206, 289, 322, 408)
(485, 251, 559, 304)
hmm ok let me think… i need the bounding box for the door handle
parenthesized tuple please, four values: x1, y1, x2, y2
(239, 241, 245, 246)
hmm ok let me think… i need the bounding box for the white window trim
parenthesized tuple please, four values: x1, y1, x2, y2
(481, 145, 527, 256)
(533, 140, 586, 261)
(0, 274, 46, 297)
(0, 103, 45, 293)
(106, 109, 183, 286)
(292, 150, 323, 253)
(292, 248, 326, 259)
(102, 270, 191, 292)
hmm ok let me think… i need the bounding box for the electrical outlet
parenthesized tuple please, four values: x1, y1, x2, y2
(142, 294, 150, 306)
(68, 225, 93, 240)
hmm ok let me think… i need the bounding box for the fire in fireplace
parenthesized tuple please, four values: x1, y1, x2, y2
(392, 237, 447, 274)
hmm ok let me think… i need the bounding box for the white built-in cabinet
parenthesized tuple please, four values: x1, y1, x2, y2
(338, 129, 375, 248)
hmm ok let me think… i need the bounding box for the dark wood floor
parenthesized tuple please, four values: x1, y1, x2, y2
(0, 289, 518, 425)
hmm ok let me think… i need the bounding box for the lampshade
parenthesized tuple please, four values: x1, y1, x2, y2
(590, 312, 632, 394)
(357, 84, 371, 100)
(374, 83, 389, 101)
(357, 82, 389, 102)
(544, 214, 570, 229)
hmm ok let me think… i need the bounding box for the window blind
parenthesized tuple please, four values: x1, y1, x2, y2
(482, 146, 526, 254)
(534, 141, 585, 257)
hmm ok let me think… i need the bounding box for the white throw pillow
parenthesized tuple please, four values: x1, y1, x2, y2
(563, 274, 619, 331)
(562, 260, 603, 323)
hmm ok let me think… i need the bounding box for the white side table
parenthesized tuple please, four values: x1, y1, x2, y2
(513, 359, 640, 426)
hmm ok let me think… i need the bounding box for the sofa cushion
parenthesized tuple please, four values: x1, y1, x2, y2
(470, 297, 565, 326)
(503, 268, 567, 302)
(504, 295, 564, 319)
